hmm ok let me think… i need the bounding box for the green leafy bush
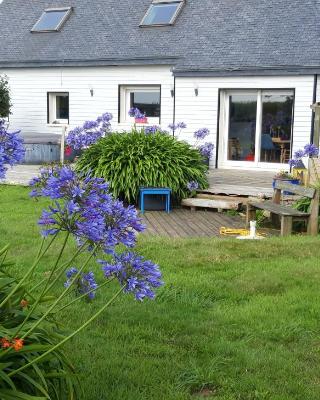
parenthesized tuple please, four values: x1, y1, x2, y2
(76, 130, 209, 203)
(0, 75, 12, 118)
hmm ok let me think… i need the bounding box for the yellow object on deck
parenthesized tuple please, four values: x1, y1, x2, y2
(219, 227, 266, 237)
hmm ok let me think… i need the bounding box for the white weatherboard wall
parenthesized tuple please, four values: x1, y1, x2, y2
(175, 75, 315, 170)
(1, 65, 174, 136)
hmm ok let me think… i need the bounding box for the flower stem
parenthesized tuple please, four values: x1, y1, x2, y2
(55, 278, 114, 314)
(0, 235, 56, 309)
(29, 240, 88, 294)
(22, 248, 96, 339)
(12, 233, 70, 338)
(8, 285, 125, 378)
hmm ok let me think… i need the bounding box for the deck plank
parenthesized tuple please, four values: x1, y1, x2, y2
(141, 209, 243, 238)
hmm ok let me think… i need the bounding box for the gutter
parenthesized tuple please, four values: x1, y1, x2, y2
(0, 56, 180, 69)
(173, 65, 320, 77)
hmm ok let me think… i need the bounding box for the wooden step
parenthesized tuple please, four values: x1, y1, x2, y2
(182, 198, 239, 212)
(196, 193, 249, 204)
(200, 185, 274, 198)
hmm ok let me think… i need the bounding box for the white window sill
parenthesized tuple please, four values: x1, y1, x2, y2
(47, 123, 69, 128)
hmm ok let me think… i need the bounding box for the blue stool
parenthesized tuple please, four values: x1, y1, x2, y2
(139, 187, 171, 214)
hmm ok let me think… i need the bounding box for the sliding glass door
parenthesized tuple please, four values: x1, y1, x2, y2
(219, 90, 294, 168)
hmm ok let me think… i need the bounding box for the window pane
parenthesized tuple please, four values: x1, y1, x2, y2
(56, 95, 69, 120)
(33, 10, 68, 31)
(260, 91, 294, 163)
(228, 94, 257, 162)
(142, 3, 180, 25)
(130, 91, 160, 118)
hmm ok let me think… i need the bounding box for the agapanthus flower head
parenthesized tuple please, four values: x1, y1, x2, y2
(303, 143, 319, 158)
(294, 149, 305, 159)
(66, 112, 113, 150)
(64, 268, 98, 300)
(0, 119, 25, 179)
(30, 164, 145, 252)
(194, 128, 210, 140)
(99, 252, 163, 301)
(144, 126, 160, 135)
(128, 108, 146, 119)
(187, 181, 199, 191)
(168, 122, 187, 131)
(198, 142, 214, 158)
(289, 158, 299, 168)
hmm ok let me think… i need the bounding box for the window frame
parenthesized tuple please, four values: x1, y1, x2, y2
(140, 0, 185, 27)
(119, 85, 161, 124)
(218, 88, 295, 169)
(31, 7, 72, 33)
(47, 92, 70, 125)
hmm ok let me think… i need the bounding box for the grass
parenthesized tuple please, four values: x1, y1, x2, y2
(1, 185, 320, 399)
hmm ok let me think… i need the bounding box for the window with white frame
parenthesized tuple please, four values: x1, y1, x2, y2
(120, 86, 161, 123)
(47, 92, 69, 124)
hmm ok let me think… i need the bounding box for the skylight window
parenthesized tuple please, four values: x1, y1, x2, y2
(31, 7, 72, 32)
(140, 1, 184, 27)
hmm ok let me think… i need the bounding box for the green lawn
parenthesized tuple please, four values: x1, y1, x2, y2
(1, 185, 320, 400)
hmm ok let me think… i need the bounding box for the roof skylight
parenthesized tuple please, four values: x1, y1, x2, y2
(31, 7, 72, 32)
(140, 1, 184, 27)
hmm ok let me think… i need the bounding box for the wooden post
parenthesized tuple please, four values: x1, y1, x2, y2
(308, 190, 319, 236)
(271, 187, 281, 226)
(60, 125, 67, 164)
(281, 216, 293, 236)
(310, 103, 320, 148)
(246, 204, 256, 228)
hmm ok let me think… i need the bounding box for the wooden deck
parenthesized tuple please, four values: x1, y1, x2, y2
(208, 169, 275, 197)
(141, 209, 243, 238)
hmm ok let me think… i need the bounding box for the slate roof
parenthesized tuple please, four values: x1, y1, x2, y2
(0, 0, 320, 75)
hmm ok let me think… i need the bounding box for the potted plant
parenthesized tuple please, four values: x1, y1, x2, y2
(128, 107, 148, 124)
(273, 170, 300, 195)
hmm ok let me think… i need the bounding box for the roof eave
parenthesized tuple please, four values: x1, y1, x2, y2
(0, 56, 180, 69)
(173, 65, 320, 77)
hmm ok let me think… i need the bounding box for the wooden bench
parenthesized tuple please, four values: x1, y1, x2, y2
(246, 181, 319, 236)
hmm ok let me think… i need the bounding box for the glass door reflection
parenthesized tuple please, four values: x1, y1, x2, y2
(260, 92, 294, 163)
(228, 94, 257, 162)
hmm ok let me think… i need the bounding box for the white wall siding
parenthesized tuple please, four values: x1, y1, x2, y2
(1, 66, 316, 171)
(1, 65, 174, 136)
(175, 75, 315, 169)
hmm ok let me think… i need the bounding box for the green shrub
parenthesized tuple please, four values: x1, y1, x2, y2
(0, 75, 12, 118)
(76, 130, 209, 203)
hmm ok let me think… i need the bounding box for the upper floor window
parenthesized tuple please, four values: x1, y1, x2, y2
(140, 1, 184, 27)
(31, 7, 72, 32)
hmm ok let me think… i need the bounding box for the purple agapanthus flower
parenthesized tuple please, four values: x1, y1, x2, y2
(289, 158, 300, 168)
(0, 119, 25, 179)
(99, 252, 163, 301)
(128, 107, 146, 119)
(294, 149, 305, 159)
(66, 112, 113, 150)
(144, 126, 160, 135)
(64, 268, 98, 300)
(29, 165, 145, 252)
(303, 144, 319, 158)
(194, 128, 210, 140)
(144, 126, 168, 135)
(168, 122, 187, 131)
(198, 142, 214, 158)
(187, 181, 199, 191)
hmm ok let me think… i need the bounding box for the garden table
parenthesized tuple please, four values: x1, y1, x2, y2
(139, 187, 171, 214)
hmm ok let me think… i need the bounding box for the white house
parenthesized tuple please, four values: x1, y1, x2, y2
(0, 0, 319, 170)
